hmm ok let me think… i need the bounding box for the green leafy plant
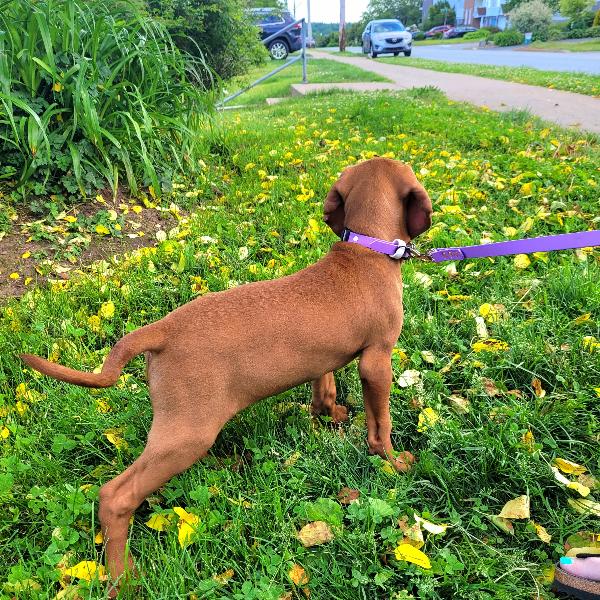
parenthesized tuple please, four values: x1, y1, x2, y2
(0, 0, 212, 208)
(493, 28, 526, 45)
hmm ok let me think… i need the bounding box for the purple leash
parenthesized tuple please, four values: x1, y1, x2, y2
(341, 228, 600, 262)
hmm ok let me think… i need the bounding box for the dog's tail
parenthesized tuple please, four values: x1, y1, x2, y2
(20, 322, 165, 388)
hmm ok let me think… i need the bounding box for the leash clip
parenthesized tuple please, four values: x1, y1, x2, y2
(392, 241, 431, 261)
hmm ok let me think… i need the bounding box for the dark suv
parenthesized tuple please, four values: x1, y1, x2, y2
(249, 8, 302, 60)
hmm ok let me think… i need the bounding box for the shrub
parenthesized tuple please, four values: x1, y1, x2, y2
(493, 28, 526, 45)
(0, 0, 211, 206)
(567, 25, 600, 36)
(464, 29, 491, 39)
(594, 9, 600, 26)
(481, 26, 501, 33)
(148, 0, 266, 85)
(560, 0, 594, 20)
(508, 0, 553, 36)
(413, 31, 426, 40)
(547, 24, 567, 39)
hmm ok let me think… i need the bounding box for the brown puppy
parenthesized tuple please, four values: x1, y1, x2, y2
(20, 157, 432, 590)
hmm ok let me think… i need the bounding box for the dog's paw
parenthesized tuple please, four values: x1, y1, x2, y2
(392, 450, 415, 473)
(331, 404, 349, 423)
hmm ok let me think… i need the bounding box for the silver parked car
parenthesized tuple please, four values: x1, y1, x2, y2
(362, 19, 412, 58)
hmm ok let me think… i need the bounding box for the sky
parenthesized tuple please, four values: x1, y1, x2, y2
(287, 0, 371, 23)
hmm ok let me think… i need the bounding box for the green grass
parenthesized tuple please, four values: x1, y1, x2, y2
(525, 39, 600, 52)
(1, 89, 599, 599)
(379, 57, 600, 97)
(224, 58, 390, 106)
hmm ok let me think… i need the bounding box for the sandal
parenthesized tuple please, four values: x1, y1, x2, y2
(552, 548, 600, 599)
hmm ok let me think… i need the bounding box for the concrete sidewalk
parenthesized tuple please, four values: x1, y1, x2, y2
(299, 51, 600, 134)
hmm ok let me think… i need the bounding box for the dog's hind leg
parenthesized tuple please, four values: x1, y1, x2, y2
(98, 417, 220, 596)
(311, 372, 348, 423)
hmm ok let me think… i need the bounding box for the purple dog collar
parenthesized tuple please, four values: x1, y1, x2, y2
(341, 228, 415, 260)
(341, 228, 600, 262)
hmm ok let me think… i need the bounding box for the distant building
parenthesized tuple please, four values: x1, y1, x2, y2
(422, 0, 509, 29)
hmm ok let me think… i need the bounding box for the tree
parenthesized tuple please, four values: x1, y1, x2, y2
(503, 0, 558, 13)
(508, 0, 552, 34)
(147, 0, 266, 84)
(247, 0, 286, 8)
(422, 0, 456, 29)
(559, 0, 594, 19)
(362, 0, 423, 28)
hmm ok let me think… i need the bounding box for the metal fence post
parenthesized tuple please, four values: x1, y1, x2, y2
(302, 20, 308, 84)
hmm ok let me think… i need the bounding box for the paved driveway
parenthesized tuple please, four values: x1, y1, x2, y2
(330, 44, 600, 75)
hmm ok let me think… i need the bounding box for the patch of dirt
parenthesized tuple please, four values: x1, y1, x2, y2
(0, 192, 183, 301)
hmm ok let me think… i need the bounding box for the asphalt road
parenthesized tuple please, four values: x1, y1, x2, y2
(329, 43, 600, 75)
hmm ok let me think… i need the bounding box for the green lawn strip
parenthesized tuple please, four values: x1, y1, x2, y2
(525, 39, 600, 52)
(224, 57, 390, 105)
(379, 56, 600, 97)
(1, 90, 599, 599)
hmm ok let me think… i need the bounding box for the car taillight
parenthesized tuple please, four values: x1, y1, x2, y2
(292, 23, 302, 30)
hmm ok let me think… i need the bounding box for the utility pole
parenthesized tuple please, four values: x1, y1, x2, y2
(306, 0, 313, 47)
(339, 0, 346, 52)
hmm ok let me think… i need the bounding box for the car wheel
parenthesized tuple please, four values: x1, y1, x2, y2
(393, 51, 400, 56)
(369, 44, 378, 58)
(269, 40, 289, 60)
(404, 50, 412, 57)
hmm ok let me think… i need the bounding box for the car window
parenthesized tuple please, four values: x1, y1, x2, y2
(372, 21, 405, 33)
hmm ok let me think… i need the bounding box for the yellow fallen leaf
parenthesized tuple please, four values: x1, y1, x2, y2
(578, 474, 599, 491)
(174, 507, 199, 547)
(289, 563, 309, 586)
(568, 498, 600, 516)
(530, 521, 552, 543)
(213, 568, 234, 586)
(554, 458, 587, 476)
(417, 407, 440, 432)
(521, 430, 535, 452)
(1, 426, 10, 439)
(95, 224, 110, 235)
(551, 466, 590, 497)
(471, 338, 509, 353)
(479, 303, 501, 323)
(146, 513, 173, 531)
(514, 254, 531, 269)
(531, 378, 546, 398)
(414, 514, 448, 535)
(297, 521, 334, 547)
(447, 394, 470, 414)
(62, 561, 106, 582)
(583, 336, 599, 351)
(103, 429, 127, 450)
(380, 460, 397, 476)
(394, 543, 431, 569)
(398, 517, 424, 549)
(490, 515, 514, 535)
(520, 181, 534, 196)
(98, 301, 115, 319)
(573, 313, 591, 325)
(498, 495, 530, 520)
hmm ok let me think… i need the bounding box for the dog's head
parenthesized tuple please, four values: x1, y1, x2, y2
(323, 158, 432, 242)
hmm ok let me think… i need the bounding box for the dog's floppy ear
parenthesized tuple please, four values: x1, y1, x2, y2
(323, 183, 346, 237)
(405, 181, 433, 239)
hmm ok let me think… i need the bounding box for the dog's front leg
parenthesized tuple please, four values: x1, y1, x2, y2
(359, 347, 413, 472)
(311, 372, 348, 423)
